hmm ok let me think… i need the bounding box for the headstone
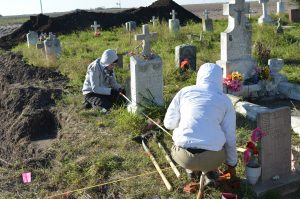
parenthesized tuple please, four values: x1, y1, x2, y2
(216, 0, 256, 79)
(91, 21, 100, 33)
(276, 0, 285, 15)
(175, 44, 196, 71)
(44, 33, 61, 60)
(26, 31, 38, 47)
(150, 16, 159, 26)
(289, 9, 300, 23)
(202, 9, 213, 32)
(116, 53, 124, 68)
(268, 58, 287, 84)
(128, 25, 163, 113)
(257, 107, 291, 182)
(251, 107, 300, 197)
(125, 21, 136, 32)
(276, 18, 284, 33)
(169, 10, 180, 33)
(134, 24, 157, 58)
(258, 0, 273, 24)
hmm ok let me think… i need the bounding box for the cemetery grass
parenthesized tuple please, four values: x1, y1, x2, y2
(5, 17, 300, 198)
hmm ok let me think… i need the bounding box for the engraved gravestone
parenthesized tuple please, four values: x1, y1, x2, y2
(128, 24, 163, 113)
(26, 31, 38, 47)
(257, 107, 291, 182)
(169, 9, 180, 33)
(44, 33, 61, 60)
(216, 0, 256, 79)
(175, 44, 196, 71)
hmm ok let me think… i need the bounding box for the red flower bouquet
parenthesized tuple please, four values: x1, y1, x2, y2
(223, 71, 243, 92)
(243, 128, 267, 168)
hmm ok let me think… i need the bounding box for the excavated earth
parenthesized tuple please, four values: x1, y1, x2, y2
(0, 0, 199, 165)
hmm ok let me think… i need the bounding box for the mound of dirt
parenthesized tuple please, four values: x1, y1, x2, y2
(0, 0, 200, 50)
(0, 51, 68, 166)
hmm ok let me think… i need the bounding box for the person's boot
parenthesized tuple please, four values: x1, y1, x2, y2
(83, 100, 92, 109)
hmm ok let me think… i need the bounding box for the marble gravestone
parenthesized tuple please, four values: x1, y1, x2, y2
(44, 33, 61, 60)
(202, 9, 213, 32)
(169, 10, 180, 33)
(175, 44, 196, 71)
(128, 24, 163, 113)
(217, 0, 256, 79)
(26, 31, 39, 47)
(258, 0, 273, 24)
(289, 9, 300, 23)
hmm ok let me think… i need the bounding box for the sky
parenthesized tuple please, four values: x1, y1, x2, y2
(0, 0, 232, 16)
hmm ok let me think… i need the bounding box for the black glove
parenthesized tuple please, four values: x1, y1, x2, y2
(119, 88, 126, 95)
(111, 89, 120, 97)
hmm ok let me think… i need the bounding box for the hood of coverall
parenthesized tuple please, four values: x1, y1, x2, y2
(100, 49, 118, 67)
(196, 63, 223, 92)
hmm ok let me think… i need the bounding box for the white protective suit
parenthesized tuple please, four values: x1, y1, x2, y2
(82, 49, 120, 95)
(164, 63, 237, 167)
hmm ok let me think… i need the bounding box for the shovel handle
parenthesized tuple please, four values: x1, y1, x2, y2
(142, 140, 172, 191)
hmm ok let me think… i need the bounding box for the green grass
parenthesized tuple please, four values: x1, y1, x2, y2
(0, 16, 29, 25)
(3, 16, 300, 199)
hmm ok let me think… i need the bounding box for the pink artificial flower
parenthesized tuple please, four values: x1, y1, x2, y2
(251, 128, 267, 142)
(243, 148, 252, 164)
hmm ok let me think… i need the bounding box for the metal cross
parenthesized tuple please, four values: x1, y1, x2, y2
(203, 9, 209, 20)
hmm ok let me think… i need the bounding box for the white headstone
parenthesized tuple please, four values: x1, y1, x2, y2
(216, 0, 256, 79)
(125, 21, 136, 32)
(258, 0, 273, 24)
(128, 55, 164, 113)
(277, 0, 285, 15)
(44, 33, 61, 60)
(26, 31, 39, 47)
(134, 24, 157, 58)
(169, 9, 180, 33)
(91, 21, 100, 33)
(150, 16, 158, 26)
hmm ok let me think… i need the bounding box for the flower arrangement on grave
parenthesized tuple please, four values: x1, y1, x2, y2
(243, 127, 267, 168)
(244, 66, 272, 85)
(223, 71, 244, 92)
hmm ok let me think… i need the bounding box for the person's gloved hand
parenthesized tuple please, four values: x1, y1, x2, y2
(225, 164, 236, 178)
(111, 88, 120, 97)
(118, 88, 126, 95)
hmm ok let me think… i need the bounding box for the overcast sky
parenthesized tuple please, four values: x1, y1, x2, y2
(0, 0, 234, 16)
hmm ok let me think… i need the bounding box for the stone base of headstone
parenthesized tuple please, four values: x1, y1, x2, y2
(216, 59, 256, 79)
(168, 19, 180, 33)
(128, 55, 164, 113)
(278, 82, 300, 101)
(258, 15, 273, 24)
(202, 18, 213, 32)
(251, 172, 300, 197)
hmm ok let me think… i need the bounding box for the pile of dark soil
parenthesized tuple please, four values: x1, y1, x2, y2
(0, 0, 200, 50)
(0, 51, 68, 166)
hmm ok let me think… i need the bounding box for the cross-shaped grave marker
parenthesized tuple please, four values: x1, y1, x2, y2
(135, 24, 157, 58)
(91, 21, 100, 33)
(224, 0, 249, 26)
(203, 9, 209, 20)
(170, 9, 177, 20)
(150, 16, 158, 26)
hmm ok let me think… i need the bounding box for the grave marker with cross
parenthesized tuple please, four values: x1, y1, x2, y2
(134, 24, 157, 58)
(150, 16, 158, 26)
(217, 0, 257, 85)
(202, 9, 213, 32)
(91, 21, 100, 33)
(203, 9, 209, 20)
(170, 9, 177, 20)
(258, 0, 272, 24)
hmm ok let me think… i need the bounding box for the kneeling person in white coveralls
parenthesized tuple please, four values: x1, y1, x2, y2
(164, 63, 237, 183)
